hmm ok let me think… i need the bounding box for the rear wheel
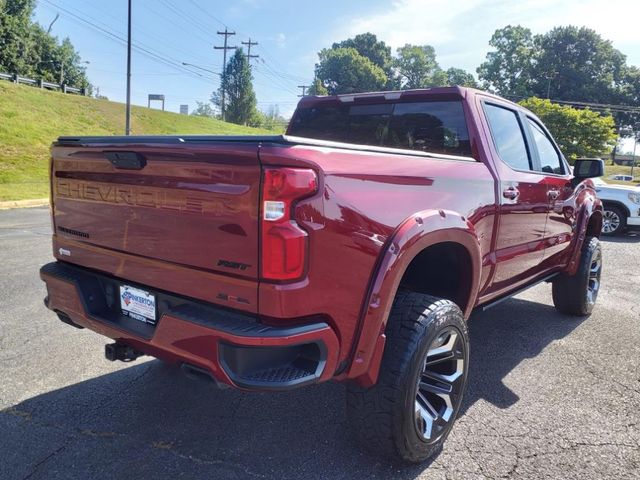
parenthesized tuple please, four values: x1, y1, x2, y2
(552, 236, 602, 316)
(601, 205, 626, 236)
(346, 290, 469, 463)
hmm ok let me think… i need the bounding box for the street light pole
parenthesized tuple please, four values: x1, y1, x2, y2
(125, 0, 132, 136)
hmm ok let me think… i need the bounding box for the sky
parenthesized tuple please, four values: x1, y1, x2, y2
(33, 0, 640, 122)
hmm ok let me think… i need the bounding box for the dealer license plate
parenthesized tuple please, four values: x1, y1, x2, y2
(120, 285, 156, 325)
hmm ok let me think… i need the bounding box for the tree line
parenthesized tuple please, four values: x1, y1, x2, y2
(309, 32, 478, 95)
(305, 27, 636, 159)
(1, 0, 633, 159)
(311, 27, 638, 124)
(212, 25, 634, 157)
(0, 0, 90, 90)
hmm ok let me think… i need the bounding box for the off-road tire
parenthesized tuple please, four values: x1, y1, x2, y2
(346, 290, 469, 463)
(552, 236, 602, 316)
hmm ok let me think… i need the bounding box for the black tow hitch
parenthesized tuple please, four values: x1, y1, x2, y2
(105, 343, 144, 362)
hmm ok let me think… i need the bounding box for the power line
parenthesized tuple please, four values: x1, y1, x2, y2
(86, 0, 213, 67)
(258, 58, 305, 88)
(41, 0, 212, 85)
(252, 64, 299, 95)
(44, 0, 304, 114)
(214, 28, 237, 121)
(187, 0, 230, 30)
(298, 85, 309, 97)
(155, 0, 217, 45)
(550, 99, 640, 113)
(181, 0, 310, 85)
(254, 45, 309, 82)
(504, 93, 640, 114)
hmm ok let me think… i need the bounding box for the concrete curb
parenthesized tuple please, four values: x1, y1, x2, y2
(0, 198, 49, 210)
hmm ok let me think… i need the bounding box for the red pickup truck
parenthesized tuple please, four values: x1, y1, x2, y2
(40, 87, 604, 463)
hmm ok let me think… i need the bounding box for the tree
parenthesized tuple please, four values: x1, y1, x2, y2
(530, 26, 626, 104)
(0, 0, 38, 75)
(307, 77, 328, 96)
(191, 101, 216, 118)
(477, 25, 536, 97)
(620, 66, 640, 129)
(519, 97, 617, 161)
(0, 0, 90, 88)
(213, 48, 257, 125)
(251, 105, 288, 131)
(445, 67, 478, 88)
(332, 32, 395, 87)
(394, 44, 442, 89)
(315, 47, 387, 95)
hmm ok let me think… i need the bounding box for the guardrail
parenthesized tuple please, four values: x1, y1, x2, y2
(0, 72, 87, 95)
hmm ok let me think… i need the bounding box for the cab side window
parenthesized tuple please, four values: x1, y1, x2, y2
(484, 103, 532, 171)
(527, 118, 564, 175)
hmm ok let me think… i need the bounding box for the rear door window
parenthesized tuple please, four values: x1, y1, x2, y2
(484, 103, 532, 171)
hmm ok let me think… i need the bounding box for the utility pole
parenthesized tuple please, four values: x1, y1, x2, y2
(125, 0, 132, 135)
(298, 85, 309, 97)
(631, 123, 640, 179)
(241, 38, 259, 64)
(214, 28, 236, 121)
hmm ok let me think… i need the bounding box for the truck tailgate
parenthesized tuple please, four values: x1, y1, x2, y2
(51, 138, 262, 280)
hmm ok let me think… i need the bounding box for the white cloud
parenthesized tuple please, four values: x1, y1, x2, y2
(330, 0, 640, 73)
(276, 32, 286, 47)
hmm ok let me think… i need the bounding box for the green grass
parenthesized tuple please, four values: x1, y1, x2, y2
(603, 164, 640, 186)
(2, 80, 636, 201)
(0, 81, 273, 201)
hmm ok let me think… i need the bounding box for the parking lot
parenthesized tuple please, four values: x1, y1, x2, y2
(1, 206, 639, 480)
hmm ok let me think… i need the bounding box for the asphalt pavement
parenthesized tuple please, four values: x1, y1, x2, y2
(1, 207, 638, 479)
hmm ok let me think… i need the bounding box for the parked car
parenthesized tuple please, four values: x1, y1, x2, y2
(40, 87, 604, 463)
(592, 176, 640, 234)
(608, 174, 635, 181)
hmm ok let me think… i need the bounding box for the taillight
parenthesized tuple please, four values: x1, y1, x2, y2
(261, 167, 317, 281)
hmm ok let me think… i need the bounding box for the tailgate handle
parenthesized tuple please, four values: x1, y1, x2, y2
(105, 151, 147, 170)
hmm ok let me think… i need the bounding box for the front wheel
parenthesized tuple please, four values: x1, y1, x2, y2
(346, 291, 469, 463)
(552, 236, 602, 316)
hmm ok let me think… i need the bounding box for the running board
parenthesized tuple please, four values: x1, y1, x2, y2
(480, 272, 560, 312)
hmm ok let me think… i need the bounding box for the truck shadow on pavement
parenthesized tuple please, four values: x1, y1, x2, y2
(3, 298, 586, 480)
(600, 230, 640, 243)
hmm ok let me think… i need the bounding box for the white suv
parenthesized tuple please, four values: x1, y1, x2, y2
(592, 177, 640, 235)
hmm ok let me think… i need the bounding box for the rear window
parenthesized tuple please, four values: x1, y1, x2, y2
(288, 101, 472, 157)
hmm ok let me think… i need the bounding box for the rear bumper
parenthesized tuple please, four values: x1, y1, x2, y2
(40, 261, 339, 390)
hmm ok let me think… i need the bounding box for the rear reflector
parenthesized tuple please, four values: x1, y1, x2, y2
(261, 168, 317, 281)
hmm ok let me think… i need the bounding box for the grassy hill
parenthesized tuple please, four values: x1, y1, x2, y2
(0, 81, 273, 201)
(1, 81, 636, 202)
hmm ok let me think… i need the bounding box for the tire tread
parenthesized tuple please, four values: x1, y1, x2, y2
(552, 236, 601, 316)
(347, 290, 467, 463)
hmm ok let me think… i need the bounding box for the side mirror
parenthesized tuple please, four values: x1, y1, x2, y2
(573, 158, 604, 182)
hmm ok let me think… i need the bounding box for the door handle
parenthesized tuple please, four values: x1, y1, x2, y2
(502, 187, 519, 199)
(548, 189, 560, 200)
